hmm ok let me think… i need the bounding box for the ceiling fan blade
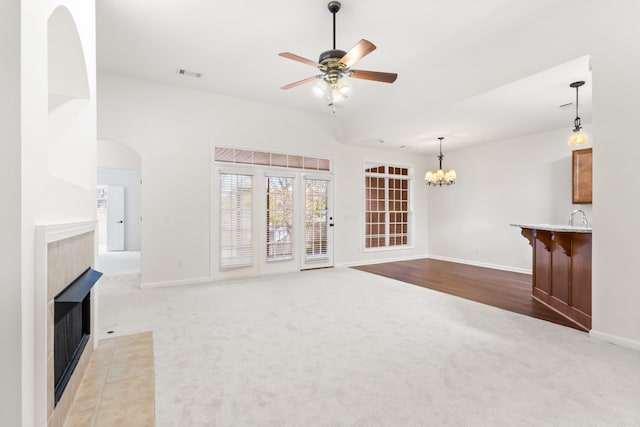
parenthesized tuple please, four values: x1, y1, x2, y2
(349, 69, 398, 83)
(278, 52, 321, 68)
(339, 39, 377, 68)
(281, 75, 321, 90)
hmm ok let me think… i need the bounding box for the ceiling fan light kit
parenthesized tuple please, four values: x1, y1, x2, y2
(278, 1, 397, 112)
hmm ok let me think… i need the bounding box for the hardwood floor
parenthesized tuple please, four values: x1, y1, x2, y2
(352, 258, 584, 331)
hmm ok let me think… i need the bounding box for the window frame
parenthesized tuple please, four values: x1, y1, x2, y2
(363, 162, 413, 252)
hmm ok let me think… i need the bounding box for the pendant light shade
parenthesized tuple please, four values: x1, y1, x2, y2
(568, 130, 588, 146)
(568, 81, 588, 146)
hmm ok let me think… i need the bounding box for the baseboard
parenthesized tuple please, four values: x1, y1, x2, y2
(140, 276, 212, 289)
(589, 329, 640, 352)
(426, 255, 532, 275)
(338, 254, 428, 268)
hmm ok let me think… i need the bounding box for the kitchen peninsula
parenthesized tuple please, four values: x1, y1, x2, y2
(512, 224, 592, 331)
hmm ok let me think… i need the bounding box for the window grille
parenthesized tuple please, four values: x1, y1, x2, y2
(364, 163, 411, 249)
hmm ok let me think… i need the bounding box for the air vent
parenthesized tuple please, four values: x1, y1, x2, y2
(176, 68, 202, 78)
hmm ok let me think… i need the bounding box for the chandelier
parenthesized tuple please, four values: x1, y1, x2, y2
(568, 81, 588, 146)
(425, 137, 456, 186)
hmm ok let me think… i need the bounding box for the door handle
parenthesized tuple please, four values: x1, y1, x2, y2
(117, 220, 124, 224)
(329, 223, 334, 227)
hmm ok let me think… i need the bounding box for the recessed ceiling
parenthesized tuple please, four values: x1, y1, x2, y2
(96, 0, 592, 154)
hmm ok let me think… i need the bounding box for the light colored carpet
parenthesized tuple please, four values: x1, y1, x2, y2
(97, 268, 640, 427)
(97, 250, 141, 276)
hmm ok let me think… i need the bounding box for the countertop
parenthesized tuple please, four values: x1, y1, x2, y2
(510, 223, 592, 233)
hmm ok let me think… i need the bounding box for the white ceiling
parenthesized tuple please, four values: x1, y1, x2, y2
(96, 0, 592, 155)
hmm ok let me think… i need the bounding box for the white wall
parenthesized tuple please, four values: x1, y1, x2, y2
(0, 1, 23, 425)
(97, 138, 141, 170)
(97, 168, 142, 250)
(44, 3, 97, 224)
(47, 6, 93, 194)
(11, 1, 97, 425)
(20, 2, 48, 423)
(427, 125, 592, 272)
(590, 0, 640, 348)
(97, 71, 430, 286)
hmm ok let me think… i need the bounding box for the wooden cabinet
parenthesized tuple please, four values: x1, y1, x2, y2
(520, 228, 592, 330)
(573, 148, 592, 204)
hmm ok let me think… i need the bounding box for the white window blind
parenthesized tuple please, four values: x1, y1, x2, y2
(266, 176, 294, 261)
(220, 173, 253, 269)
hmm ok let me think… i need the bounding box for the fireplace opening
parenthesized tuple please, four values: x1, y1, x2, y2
(53, 268, 102, 405)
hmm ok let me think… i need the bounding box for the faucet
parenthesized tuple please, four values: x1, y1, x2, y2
(569, 209, 589, 227)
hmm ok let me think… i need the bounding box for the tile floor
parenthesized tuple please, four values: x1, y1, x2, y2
(63, 331, 155, 427)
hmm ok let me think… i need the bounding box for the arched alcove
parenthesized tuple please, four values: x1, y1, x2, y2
(48, 6, 90, 103)
(47, 6, 93, 190)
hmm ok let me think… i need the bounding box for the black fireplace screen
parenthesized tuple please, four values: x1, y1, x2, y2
(53, 268, 102, 405)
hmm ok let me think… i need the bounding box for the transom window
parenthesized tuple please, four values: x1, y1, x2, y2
(364, 163, 411, 249)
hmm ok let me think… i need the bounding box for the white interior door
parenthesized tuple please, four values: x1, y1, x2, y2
(106, 185, 125, 251)
(301, 175, 333, 269)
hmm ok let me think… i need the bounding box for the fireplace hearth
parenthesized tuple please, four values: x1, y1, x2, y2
(53, 268, 102, 405)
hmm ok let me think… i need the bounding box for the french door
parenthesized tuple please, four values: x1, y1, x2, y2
(301, 175, 333, 270)
(216, 169, 333, 277)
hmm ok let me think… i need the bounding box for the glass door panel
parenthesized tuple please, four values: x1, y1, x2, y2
(302, 176, 333, 269)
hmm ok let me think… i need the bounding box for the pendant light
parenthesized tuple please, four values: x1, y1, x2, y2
(568, 81, 588, 146)
(425, 137, 456, 186)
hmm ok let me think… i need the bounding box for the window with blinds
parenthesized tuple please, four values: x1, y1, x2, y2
(220, 173, 253, 269)
(266, 176, 294, 261)
(305, 179, 329, 260)
(364, 163, 411, 249)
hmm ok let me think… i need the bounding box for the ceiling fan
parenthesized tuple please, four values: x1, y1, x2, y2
(279, 1, 398, 109)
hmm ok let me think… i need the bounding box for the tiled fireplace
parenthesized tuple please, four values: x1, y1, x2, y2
(35, 221, 100, 427)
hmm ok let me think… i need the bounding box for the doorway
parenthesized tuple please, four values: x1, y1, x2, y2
(259, 172, 334, 275)
(301, 175, 333, 270)
(215, 167, 333, 278)
(96, 168, 141, 276)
